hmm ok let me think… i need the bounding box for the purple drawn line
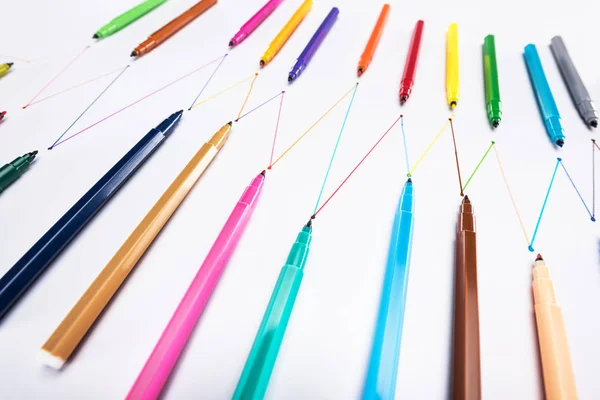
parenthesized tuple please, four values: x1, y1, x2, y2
(187, 54, 228, 110)
(51, 55, 224, 149)
(235, 91, 284, 122)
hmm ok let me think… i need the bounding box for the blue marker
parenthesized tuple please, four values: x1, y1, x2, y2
(523, 44, 566, 147)
(363, 178, 415, 400)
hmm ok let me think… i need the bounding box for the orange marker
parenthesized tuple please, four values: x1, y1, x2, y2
(533, 254, 578, 400)
(357, 4, 390, 76)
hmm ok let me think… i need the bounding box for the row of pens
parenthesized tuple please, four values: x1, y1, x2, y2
(0, 110, 578, 400)
(1, 0, 598, 143)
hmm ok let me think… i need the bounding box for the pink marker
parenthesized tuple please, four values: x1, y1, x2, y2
(126, 172, 265, 400)
(229, 0, 285, 47)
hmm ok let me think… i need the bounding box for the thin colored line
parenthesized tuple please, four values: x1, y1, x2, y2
(187, 53, 228, 110)
(235, 91, 283, 122)
(594, 139, 600, 152)
(462, 141, 495, 192)
(0, 54, 32, 63)
(407, 117, 452, 177)
(190, 74, 256, 110)
(449, 118, 464, 196)
(528, 158, 561, 252)
(236, 73, 259, 119)
(51, 56, 223, 148)
(25, 66, 125, 108)
(593, 140, 596, 218)
(48, 65, 130, 150)
(313, 114, 403, 218)
(559, 159, 595, 221)
(268, 91, 285, 167)
(23, 45, 90, 108)
(400, 115, 410, 175)
(269, 84, 357, 169)
(493, 146, 530, 246)
(312, 83, 359, 215)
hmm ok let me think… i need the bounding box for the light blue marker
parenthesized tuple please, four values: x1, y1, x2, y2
(363, 178, 415, 400)
(523, 44, 566, 147)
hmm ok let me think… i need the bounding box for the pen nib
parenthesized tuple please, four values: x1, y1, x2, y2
(92, 33, 99, 39)
(536, 254, 543, 261)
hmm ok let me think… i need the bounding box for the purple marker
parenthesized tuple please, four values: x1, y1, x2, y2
(288, 7, 339, 82)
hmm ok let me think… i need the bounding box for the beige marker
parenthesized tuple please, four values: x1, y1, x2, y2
(533, 254, 578, 400)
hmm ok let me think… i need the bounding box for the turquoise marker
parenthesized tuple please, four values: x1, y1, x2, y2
(233, 224, 312, 400)
(363, 178, 415, 399)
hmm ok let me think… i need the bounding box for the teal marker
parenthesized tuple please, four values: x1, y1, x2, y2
(0, 151, 38, 194)
(233, 224, 312, 400)
(93, 0, 168, 39)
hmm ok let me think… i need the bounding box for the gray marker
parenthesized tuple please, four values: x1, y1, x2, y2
(550, 36, 598, 128)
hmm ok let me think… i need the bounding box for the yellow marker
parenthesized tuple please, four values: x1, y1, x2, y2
(260, 0, 313, 67)
(0, 62, 14, 78)
(446, 23, 460, 109)
(40, 122, 233, 369)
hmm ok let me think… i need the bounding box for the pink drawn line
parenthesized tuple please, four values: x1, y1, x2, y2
(268, 91, 285, 167)
(23, 45, 91, 108)
(52, 55, 224, 149)
(26, 66, 126, 108)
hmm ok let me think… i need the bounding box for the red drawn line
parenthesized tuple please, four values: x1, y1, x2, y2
(313, 113, 403, 218)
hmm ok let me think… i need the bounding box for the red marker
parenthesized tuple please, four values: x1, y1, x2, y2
(399, 20, 424, 104)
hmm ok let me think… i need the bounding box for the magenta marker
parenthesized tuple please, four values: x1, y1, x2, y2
(126, 171, 265, 400)
(229, 0, 285, 47)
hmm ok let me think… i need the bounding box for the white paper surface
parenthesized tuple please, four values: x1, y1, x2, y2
(0, 0, 599, 398)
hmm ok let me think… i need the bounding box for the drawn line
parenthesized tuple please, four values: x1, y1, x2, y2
(25, 66, 126, 108)
(400, 115, 410, 175)
(48, 65, 130, 150)
(593, 140, 596, 218)
(449, 118, 464, 195)
(23, 45, 90, 108)
(187, 53, 228, 110)
(51, 56, 223, 148)
(190, 74, 256, 110)
(269, 92, 285, 166)
(235, 91, 283, 122)
(594, 139, 600, 152)
(312, 83, 360, 215)
(559, 159, 595, 221)
(407, 116, 453, 177)
(529, 158, 561, 252)
(0, 54, 32, 63)
(462, 141, 495, 192)
(236, 73, 259, 119)
(493, 146, 530, 246)
(269, 84, 357, 169)
(313, 114, 403, 218)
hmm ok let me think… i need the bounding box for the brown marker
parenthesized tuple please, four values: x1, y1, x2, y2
(451, 196, 482, 400)
(131, 0, 218, 57)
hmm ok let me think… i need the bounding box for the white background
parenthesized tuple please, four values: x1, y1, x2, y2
(0, 0, 599, 398)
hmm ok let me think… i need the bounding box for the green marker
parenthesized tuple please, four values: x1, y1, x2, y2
(233, 224, 312, 400)
(93, 0, 168, 39)
(483, 34, 502, 128)
(0, 151, 38, 194)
